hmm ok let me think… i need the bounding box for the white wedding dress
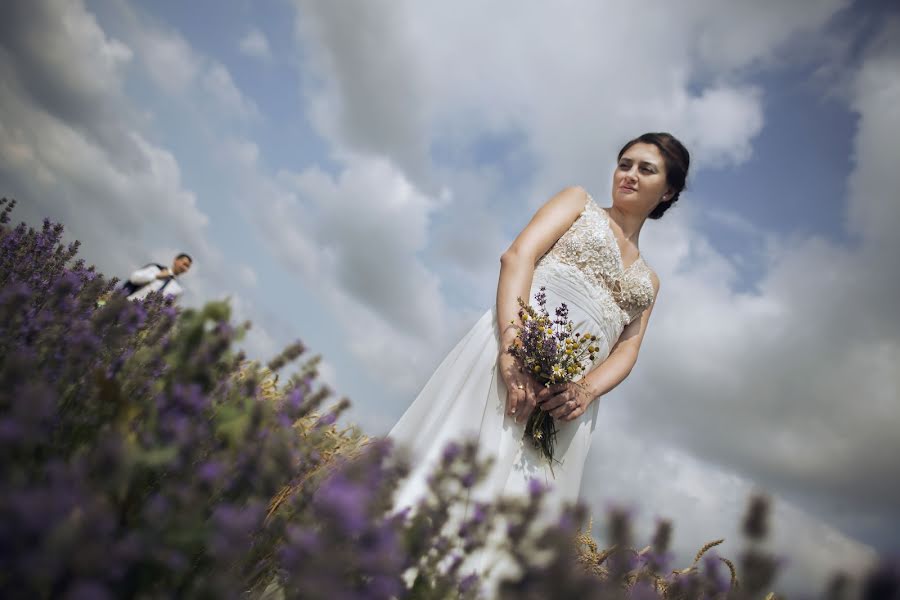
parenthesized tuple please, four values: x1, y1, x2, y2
(386, 190, 656, 596)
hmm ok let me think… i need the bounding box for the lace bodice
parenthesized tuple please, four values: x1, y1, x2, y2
(534, 191, 656, 326)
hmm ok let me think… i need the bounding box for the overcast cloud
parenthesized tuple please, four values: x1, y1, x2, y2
(1, 0, 897, 595)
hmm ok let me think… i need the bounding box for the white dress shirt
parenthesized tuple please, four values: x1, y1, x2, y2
(126, 264, 184, 301)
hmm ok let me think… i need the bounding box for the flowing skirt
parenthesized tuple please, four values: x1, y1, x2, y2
(386, 265, 618, 595)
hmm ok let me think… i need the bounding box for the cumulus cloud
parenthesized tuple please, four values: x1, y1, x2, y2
(280, 0, 799, 398)
(5, 0, 889, 593)
(276, 160, 443, 336)
(136, 21, 200, 95)
(288, 0, 847, 195)
(583, 421, 877, 596)
(218, 138, 478, 396)
(846, 17, 900, 256)
(0, 0, 277, 365)
(237, 264, 258, 288)
(239, 27, 272, 61)
(599, 14, 900, 560)
(293, 1, 432, 182)
(119, 5, 258, 120)
(279, 0, 893, 587)
(202, 62, 260, 120)
(686, 0, 852, 72)
(278, 0, 839, 358)
(0, 0, 208, 276)
(0, 0, 145, 167)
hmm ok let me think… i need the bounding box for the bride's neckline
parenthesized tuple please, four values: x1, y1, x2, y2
(593, 201, 643, 272)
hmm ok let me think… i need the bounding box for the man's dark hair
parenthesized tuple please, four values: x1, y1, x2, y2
(175, 253, 193, 263)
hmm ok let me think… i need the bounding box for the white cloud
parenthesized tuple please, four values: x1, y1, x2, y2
(220, 139, 473, 394)
(226, 293, 282, 362)
(137, 23, 200, 95)
(202, 62, 260, 120)
(280, 0, 799, 400)
(0, 84, 209, 276)
(845, 17, 900, 256)
(0, 0, 270, 374)
(237, 264, 258, 288)
(0, 0, 134, 101)
(293, 0, 432, 182)
(583, 422, 877, 597)
(686, 0, 852, 72)
(0, 0, 209, 276)
(6, 0, 889, 593)
(314, 358, 339, 396)
(592, 15, 900, 564)
(239, 27, 272, 61)
(279, 0, 896, 588)
(672, 85, 765, 166)
(289, 0, 848, 195)
(275, 158, 442, 335)
(123, 7, 258, 120)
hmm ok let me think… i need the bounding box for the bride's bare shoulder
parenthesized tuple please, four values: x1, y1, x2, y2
(558, 185, 592, 209)
(531, 185, 592, 219)
(535, 185, 592, 222)
(502, 186, 592, 263)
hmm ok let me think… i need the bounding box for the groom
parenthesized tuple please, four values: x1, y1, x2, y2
(122, 253, 193, 301)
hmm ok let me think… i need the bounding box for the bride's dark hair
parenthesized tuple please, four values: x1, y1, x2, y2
(618, 132, 690, 220)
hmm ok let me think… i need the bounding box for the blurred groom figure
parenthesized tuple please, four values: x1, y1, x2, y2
(123, 253, 193, 301)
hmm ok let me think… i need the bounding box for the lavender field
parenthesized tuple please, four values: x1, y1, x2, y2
(0, 198, 895, 599)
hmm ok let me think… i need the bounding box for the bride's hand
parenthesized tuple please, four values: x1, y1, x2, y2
(537, 380, 594, 421)
(498, 352, 540, 424)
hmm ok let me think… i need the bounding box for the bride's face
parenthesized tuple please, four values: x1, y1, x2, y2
(611, 143, 672, 212)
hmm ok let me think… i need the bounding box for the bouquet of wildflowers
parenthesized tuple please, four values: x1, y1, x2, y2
(506, 286, 600, 470)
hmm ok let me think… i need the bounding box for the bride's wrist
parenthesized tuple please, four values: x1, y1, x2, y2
(499, 352, 524, 375)
(576, 378, 597, 401)
(500, 351, 521, 366)
(500, 322, 520, 342)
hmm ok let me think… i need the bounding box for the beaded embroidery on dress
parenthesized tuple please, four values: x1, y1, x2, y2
(534, 191, 655, 327)
(386, 187, 656, 597)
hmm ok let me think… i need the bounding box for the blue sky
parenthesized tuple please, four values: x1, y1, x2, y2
(1, 0, 898, 593)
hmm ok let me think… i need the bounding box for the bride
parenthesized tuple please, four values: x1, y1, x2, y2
(387, 132, 690, 592)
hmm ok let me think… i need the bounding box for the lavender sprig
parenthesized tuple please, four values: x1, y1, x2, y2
(506, 286, 600, 469)
(1, 199, 892, 598)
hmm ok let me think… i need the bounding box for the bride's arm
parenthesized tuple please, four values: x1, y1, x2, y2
(496, 185, 589, 348)
(497, 185, 589, 422)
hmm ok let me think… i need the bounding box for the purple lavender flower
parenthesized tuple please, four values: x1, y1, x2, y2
(313, 472, 371, 536)
(0, 201, 880, 599)
(459, 573, 480, 594)
(442, 440, 461, 464)
(64, 580, 114, 600)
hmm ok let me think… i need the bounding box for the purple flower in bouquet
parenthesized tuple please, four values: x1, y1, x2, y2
(505, 286, 600, 469)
